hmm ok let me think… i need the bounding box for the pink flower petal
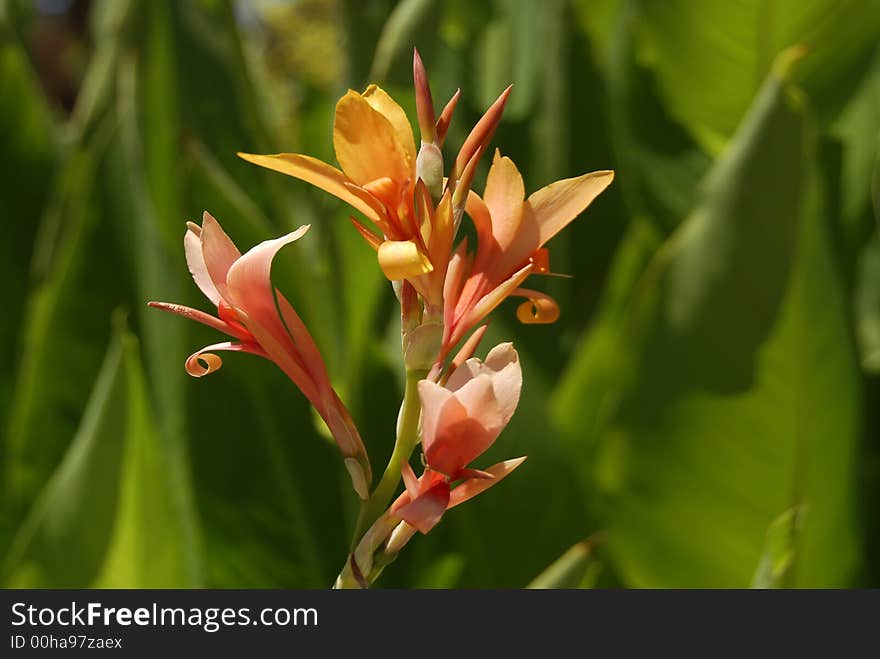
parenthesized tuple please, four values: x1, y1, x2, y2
(443, 324, 488, 383)
(147, 301, 246, 340)
(394, 480, 450, 534)
(446, 342, 521, 429)
(417, 379, 455, 459)
(200, 212, 242, 302)
(276, 292, 332, 395)
(184, 222, 221, 306)
(224, 226, 321, 404)
(422, 376, 500, 476)
(401, 460, 420, 500)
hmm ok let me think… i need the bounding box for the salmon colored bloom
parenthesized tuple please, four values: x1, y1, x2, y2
(149, 212, 371, 496)
(390, 342, 526, 534)
(441, 152, 615, 360)
(238, 50, 509, 309)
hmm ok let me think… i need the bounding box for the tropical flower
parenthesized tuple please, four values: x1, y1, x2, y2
(441, 152, 615, 361)
(238, 50, 510, 310)
(149, 212, 371, 497)
(390, 342, 526, 534)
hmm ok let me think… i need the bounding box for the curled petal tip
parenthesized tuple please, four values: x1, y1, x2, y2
(514, 288, 560, 324)
(185, 351, 223, 377)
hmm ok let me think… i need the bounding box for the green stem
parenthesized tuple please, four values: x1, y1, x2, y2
(350, 367, 427, 548)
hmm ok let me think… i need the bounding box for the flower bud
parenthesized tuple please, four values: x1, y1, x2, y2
(416, 141, 444, 201)
(403, 319, 444, 371)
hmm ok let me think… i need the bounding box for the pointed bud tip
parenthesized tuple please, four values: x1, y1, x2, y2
(413, 48, 436, 142)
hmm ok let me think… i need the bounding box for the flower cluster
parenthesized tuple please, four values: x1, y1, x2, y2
(150, 50, 613, 588)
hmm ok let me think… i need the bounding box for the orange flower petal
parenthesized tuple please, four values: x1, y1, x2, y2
(448, 457, 527, 509)
(237, 152, 383, 224)
(512, 288, 561, 324)
(349, 216, 383, 251)
(451, 262, 532, 349)
(527, 169, 614, 247)
(453, 85, 512, 180)
(483, 152, 526, 250)
(184, 341, 265, 377)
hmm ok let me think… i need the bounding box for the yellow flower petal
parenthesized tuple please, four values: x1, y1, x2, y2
(362, 84, 416, 163)
(377, 240, 434, 281)
(334, 91, 414, 189)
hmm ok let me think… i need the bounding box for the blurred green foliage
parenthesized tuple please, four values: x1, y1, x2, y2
(1, 0, 878, 587)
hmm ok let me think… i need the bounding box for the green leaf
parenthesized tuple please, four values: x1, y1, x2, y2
(592, 59, 863, 587)
(93, 330, 202, 587)
(0, 13, 58, 479)
(3, 324, 202, 587)
(474, 0, 559, 121)
(751, 504, 806, 588)
(4, 128, 122, 522)
(637, 0, 880, 153)
(856, 235, 880, 373)
(370, 0, 437, 81)
(412, 553, 465, 588)
(527, 537, 601, 589)
(2, 331, 127, 586)
(550, 218, 662, 448)
(576, 0, 711, 232)
(831, 51, 880, 243)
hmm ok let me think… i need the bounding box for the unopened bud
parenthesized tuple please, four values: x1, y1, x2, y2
(416, 142, 444, 201)
(385, 521, 418, 555)
(403, 319, 443, 371)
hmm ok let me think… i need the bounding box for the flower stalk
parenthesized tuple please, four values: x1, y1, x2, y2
(350, 365, 427, 548)
(152, 48, 613, 590)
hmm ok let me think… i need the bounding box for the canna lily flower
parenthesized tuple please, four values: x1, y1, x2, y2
(238, 50, 509, 309)
(390, 342, 526, 534)
(149, 212, 372, 497)
(440, 152, 614, 361)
